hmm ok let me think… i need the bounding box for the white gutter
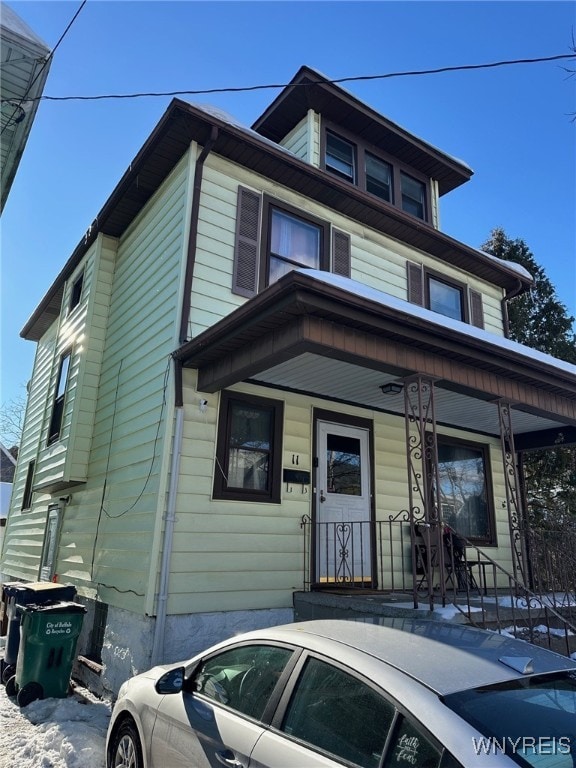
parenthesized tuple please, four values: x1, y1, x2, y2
(151, 404, 184, 665)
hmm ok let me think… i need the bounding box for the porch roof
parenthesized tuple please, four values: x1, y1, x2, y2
(174, 270, 576, 449)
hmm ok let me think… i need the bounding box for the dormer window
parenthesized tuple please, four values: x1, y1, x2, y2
(401, 173, 426, 219)
(366, 153, 392, 203)
(322, 124, 430, 222)
(325, 132, 355, 182)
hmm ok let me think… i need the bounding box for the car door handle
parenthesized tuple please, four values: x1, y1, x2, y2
(215, 749, 243, 768)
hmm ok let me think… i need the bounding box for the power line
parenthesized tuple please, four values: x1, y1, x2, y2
(1, 0, 87, 136)
(5, 52, 575, 105)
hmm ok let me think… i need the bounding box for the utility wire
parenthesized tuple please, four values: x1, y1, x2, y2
(4, 52, 575, 105)
(1, 0, 87, 136)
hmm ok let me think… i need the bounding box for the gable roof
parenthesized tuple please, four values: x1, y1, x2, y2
(21, 77, 533, 341)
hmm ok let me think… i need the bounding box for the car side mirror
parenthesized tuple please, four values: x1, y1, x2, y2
(155, 667, 185, 695)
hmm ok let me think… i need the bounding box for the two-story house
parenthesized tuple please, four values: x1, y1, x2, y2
(3, 66, 575, 696)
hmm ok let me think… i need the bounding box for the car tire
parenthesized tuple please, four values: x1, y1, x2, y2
(17, 682, 43, 708)
(109, 719, 144, 768)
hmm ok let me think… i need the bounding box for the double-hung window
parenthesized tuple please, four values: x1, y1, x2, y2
(268, 208, 322, 284)
(213, 391, 284, 503)
(47, 350, 71, 445)
(323, 126, 430, 222)
(232, 188, 349, 299)
(325, 131, 355, 182)
(262, 199, 330, 288)
(400, 172, 426, 219)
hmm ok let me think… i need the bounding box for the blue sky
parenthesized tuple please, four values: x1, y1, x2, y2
(1, 0, 575, 410)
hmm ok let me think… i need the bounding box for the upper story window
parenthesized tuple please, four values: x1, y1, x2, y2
(427, 275, 465, 322)
(407, 261, 485, 329)
(268, 207, 322, 284)
(326, 131, 356, 182)
(47, 350, 71, 445)
(400, 173, 426, 219)
(322, 125, 430, 222)
(232, 187, 349, 299)
(68, 271, 84, 313)
(365, 153, 392, 203)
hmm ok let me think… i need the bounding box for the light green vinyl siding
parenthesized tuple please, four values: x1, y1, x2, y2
(168, 370, 513, 614)
(2, 327, 56, 580)
(64, 153, 190, 609)
(188, 155, 506, 338)
(278, 110, 320, 165)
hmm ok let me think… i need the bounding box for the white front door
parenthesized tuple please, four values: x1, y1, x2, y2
(315, 420, 372, 585)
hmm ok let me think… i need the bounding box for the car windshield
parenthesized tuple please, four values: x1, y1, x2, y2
(443, 671, 576, 767)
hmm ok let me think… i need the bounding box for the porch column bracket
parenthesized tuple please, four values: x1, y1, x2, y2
(403, 375, 445, 608)
(497, 399, 527, 585)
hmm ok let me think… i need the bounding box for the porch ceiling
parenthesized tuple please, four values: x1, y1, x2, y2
(251, 352, 566, 439)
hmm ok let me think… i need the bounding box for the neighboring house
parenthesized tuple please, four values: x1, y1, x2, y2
(2, 66, 575, 696)
(0, 442, 17, 558)
(0, 1, 51, 213)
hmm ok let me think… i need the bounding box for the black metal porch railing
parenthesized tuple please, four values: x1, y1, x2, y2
(300, 515, 576, 658)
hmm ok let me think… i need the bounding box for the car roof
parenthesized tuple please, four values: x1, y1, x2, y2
(251, 618, 576, 695)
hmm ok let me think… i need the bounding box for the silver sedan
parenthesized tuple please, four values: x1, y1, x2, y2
(106, 617, 576, 768)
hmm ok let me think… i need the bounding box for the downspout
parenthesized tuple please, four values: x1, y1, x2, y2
(501, 278, 524, 338)
(179, 126, 219, 344)
(151, 129, 218, 665)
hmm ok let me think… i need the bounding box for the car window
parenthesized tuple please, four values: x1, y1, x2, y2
(281, 656, 395, 767)
(383, 715, 442, 768)
(443, 672, 576, 768)
(193, 644, 293, 720)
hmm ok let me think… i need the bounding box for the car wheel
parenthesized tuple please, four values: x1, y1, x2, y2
(5, 675, 18, 698)
(17, 682, 43, 707)
(110, 719, 144, 768)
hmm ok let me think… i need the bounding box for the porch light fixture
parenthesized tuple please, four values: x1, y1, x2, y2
(380, 381, 403, 395)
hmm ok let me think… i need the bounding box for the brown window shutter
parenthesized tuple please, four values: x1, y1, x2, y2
(407, 262, 424, 305)
(332, 230, 351, 277)
(232, 187, 261, 297)
(469, 289, 485, 329)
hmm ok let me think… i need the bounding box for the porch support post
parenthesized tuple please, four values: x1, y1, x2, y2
(497, 399, 527, 586)
(403, 375, 444, 609)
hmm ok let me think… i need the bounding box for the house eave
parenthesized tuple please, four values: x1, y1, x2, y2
(21, 99, 531, 342)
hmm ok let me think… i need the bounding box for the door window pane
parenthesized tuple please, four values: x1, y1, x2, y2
(282, 657, 394, 767)
(269, 209, 320, 284)
(194, 644, 293, 721)
(437, 442, 490, 540)
(327, 434, 361, 496)
(401, 172, 426, 219)
(326, 132, 355, 182)
(428, 277, 464, 321)
(366, 153, 392, 202)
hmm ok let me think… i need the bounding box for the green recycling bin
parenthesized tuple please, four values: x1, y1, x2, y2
(6, 600, 86, 707)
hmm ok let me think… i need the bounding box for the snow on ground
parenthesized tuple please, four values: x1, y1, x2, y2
(0, 681, 110, 768)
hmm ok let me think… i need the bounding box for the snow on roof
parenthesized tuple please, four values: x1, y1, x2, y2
(470, 246, 533, 282)
(300, 269, 576, 377)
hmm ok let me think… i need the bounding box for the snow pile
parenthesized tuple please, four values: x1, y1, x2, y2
(0, 686, 111, 768)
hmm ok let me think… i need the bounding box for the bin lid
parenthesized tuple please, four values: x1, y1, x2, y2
(15, 581, 75, 593)
(19, 600, 87, 615)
